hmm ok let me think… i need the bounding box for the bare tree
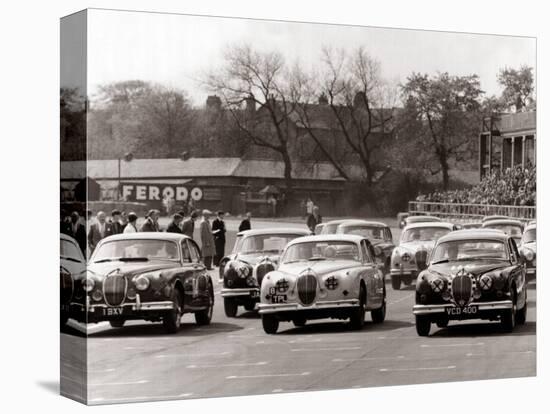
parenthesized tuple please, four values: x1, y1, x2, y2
(205, 44, 297, 196)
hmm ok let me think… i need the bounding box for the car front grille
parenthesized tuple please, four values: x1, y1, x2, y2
(451, 273, 473, 307)
(60, 269, 73, 304)
(297, 273, 317, 306)
(256, 262, 275, 286)
(103, 274, 127, 306)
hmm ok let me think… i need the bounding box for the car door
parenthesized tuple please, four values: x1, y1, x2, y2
(508, 237, 527, 308)
(361, 240, 383, 308)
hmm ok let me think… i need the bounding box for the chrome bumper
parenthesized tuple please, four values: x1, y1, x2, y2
(390, 268, 417, 276)
(221, 287, 259, 298)
(526, 268, 536, 275)
(412, 300, 513, 315)
(258, 299, 359, 314)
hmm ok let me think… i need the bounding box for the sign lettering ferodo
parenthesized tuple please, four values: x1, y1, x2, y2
(121, 183, 203, 202)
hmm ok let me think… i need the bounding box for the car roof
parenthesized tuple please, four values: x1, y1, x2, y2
(403, 222, 455, 231)
(524, 223, 536, 232)
(99, 232, 191, 242)
(286, 234, 365, 245)
(482, 219, 524, 227)
(337, 220, 388, 228)
(237, 228, 310, 237)
(437, 228, 509, 243)
(60, 233, 78, 243)
(482, 215, 512, 222)
(323, 219, 357, 226)
(406, 215, 441, 222)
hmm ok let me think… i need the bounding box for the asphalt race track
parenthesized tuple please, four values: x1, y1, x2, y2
(60, 218, 536, 404)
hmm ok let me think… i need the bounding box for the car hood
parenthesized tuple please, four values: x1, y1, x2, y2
(234, 252, 280, 266)
(87, 261, 177, 280)
(429, 260, 508, 278)
(278, 260, 360, 277)
(521, 241, 537, 252)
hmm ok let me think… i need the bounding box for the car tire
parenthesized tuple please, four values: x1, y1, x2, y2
(415, 315, 431, 336)
(516, 292, 527, 325)
(163, 289, 183, 334)
(244, 301, 256, 312)
(391, 275, 401, 290)
(349, 285, 366, 330)
(262, 314, 279, 334)
(195, 292, 214, 326)
(371, 292, 386, 324)
(224, 297, 238, 317)
(292, 316, 307, 327)
(501, 290, 517, 332)
(109, 320, 125, 328)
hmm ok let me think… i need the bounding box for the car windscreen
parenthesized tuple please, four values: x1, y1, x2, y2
(484, 224, 523, 238)
(339, 225, 389, 241)
(92, 239, 180, 262)
(402, 227, 450, 242)
(320, 223, 340, 234)
(231, 235, 244, 254)
(61, 239, 84, 262)
(522, 228, 536, 243)
(239, 234, 301, 254)
(431, 239, 508, 262)
(282, 241, 360, 264)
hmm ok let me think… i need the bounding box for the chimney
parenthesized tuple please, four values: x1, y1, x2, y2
(206, 95, 222, 111)
(353, 91, 367, 108)
(318, 93, 328, 105)
(245, 94, 256, 117)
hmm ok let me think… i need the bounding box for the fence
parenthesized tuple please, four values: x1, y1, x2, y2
(408, 201, 536, 223)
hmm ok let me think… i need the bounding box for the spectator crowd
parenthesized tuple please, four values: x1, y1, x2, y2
(416, 164, 536, 207)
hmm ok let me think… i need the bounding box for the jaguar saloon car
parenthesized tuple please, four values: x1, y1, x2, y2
(335, 220, 395, 274)
(60, 233, 86, 327)
(220, 228, 309, 317)
(72, 233, 214, 334)
(390, 222, 458, 290)
(402, 215, 442, 227)
(258, 234, 387, 334)
(519, 222, 536, 278)
(412, 229, 527, 336)
(482, 218, 524, 245)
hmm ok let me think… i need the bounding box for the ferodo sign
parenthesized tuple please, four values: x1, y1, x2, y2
(120, 183, 203, 202)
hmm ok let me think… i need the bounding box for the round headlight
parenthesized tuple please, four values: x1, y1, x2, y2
(127, 287, 137, 300)
(135, 275, 150, 291)
(402, 252, 411, 262)
(276, 278, 289, 293)
(237, 265, 250, 278)
(83, 278, 95, 292)
(246, 276, 256, 287)
(524, 249, 535, 262)
(325, 276, 339, 290)
(92, 289, 103, 301)
(479, 274, 493, 291)
(431, 277, 446, 293)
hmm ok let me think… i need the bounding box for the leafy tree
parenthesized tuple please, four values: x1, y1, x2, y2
(497, 65, 535, 112)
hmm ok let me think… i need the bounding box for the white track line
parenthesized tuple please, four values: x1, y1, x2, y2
(89, 393, 192, 403)
(154, 351, 230, 358)
(421, 342, 484, 348)
(89, 379, 149, 386)
(187, 361, 267, 369)
(291, 347, 361, 352)
(227, 372, 310, 379)
(333, 355, 405, 362)
(380, 365, 456, 372)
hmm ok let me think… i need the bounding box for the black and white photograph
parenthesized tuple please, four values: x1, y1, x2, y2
(57, 5, 538, 407)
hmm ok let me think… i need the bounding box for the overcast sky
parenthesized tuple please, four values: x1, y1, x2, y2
(85, 8, 536, 106)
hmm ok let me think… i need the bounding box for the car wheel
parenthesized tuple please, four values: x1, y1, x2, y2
(163, 289, 183, 334)
(224, 297, 238, 317)
(244, 301, 256, 312)
(349, 285, 366, 330)
(501, 290, 517, 332)
(109, 320, 125, 328)
(371, 297, 386, 324)
(195, 292, 214, 326)
(415, 315, 431, 336)
(516, 292, 527, 325)
(436, 319, 449, 328)
(262, 314, 279, 334)
(292, 316, 307, 327)
(391, 275, 401, 290)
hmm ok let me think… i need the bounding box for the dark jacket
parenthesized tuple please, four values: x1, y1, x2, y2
(306, 213, 322, 233)
(181, 218, 195, 239)
(238, 219, 251, 232)
(88, 222, 115, 251)
(166, 221, 183, 234)
(111, 221, 124, 235)
(139, 217, 159, 232)
(212, 218, 226, 243)
(69, 223, 87, 255)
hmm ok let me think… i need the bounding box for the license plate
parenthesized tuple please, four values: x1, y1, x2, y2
(250, 290, 259, 298)
(271, 295, 287, 304)
(446, 305, 478, 316)
(103, 307, 124, 316)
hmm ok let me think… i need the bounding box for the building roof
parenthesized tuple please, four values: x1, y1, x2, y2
(61, 158, 358, 182)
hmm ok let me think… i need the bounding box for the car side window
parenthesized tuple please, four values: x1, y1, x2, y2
(385, 228, 393, 241)
(187, 240, 201, 263)
(181, 241, 191, 263)
(509, 238, 520, 264)
(361, 240, 373, 263)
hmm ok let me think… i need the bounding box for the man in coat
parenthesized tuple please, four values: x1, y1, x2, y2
(181, 210, 198, 239)
(166, 213, 184, 234)
(238, 212, 252, 232)
(88, 211, 114, 253)
(200, 210, 215, 270)
(69, 211, 87, 255)
(110, 209, 125, 234)
(306, 205, 322, 234)
(212, 211, 226, 267)
(140, 209, 160, 232)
